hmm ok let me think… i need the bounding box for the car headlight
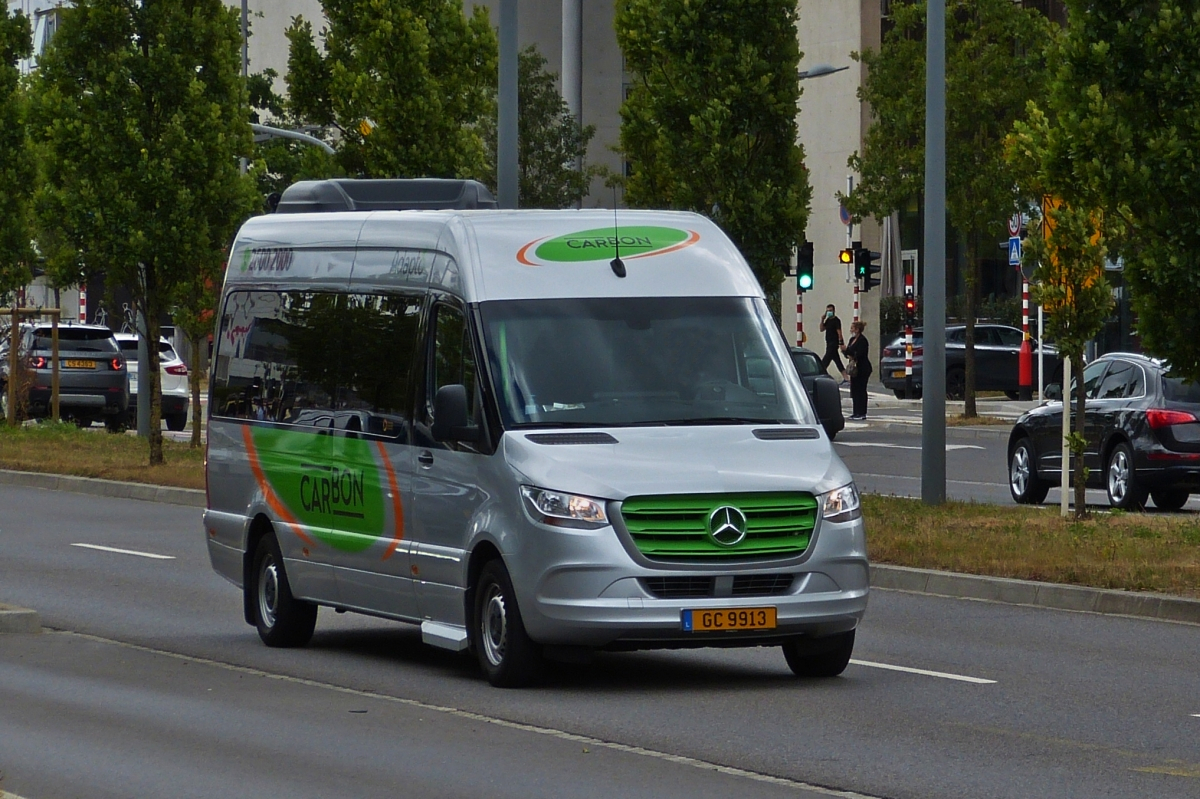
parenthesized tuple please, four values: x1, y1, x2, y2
(521, 486, 610, 529)
(822, 483, 861, 524)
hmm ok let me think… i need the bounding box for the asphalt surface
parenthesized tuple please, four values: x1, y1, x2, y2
(2, 485, 1199, 799)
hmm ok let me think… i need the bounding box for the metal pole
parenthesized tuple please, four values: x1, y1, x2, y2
(1060, 355, 1071, 517)
(1037, 304, 1045, 402)
(921, 0, 947, 505)
(51, 312, 59, 422)
(137, 311, 150, 437)
(561, 0, 582, 122)
(498, 0, 519, 209)
(240, 1, 249, 176)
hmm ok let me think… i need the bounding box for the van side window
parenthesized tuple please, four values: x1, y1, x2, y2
(428, 303, 478, 423)
(334, 293, 423, 439)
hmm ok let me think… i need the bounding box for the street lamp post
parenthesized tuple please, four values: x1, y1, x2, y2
(922, 0, 947, 505)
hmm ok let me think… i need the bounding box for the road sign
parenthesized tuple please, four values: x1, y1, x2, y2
(839, 205, 852, 226)
(1008, 213, 1022, 237)
(1008, 236, 1022, 266)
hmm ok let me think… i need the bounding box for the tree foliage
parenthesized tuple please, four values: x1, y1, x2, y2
(0, 10, 32, 302)
(615, 0, 811, 293)
(285, 0, 497, 180)
(32, 0, 260, 463)
(1016, 1, 1200, 383)
(481, 46, 598, 209)
(845, 0, 1051, 415)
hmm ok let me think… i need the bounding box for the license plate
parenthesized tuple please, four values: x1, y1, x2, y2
(682, 607, 777, 632)
(63, 359, 96, 369)
(892, 370, 906, 379)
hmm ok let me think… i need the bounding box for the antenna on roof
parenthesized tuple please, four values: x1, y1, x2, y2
(610, 186, 626, 278)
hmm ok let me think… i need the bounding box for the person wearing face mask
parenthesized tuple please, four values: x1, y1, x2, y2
(842, 320, 872, 420)
(818, 304, 847, 383)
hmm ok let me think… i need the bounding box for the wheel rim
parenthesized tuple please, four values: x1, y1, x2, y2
(480, 584, 507, 668)
(1011, 446, 1030, 497)
(1108, 450, 1130, 504)
(258, 555, 280, 629)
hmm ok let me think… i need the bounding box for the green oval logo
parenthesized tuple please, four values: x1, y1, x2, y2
(533, 226, 691, 263)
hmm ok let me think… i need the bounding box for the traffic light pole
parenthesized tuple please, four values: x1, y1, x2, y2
(904, 273, 915, 400)
(922, 0, 947, 505)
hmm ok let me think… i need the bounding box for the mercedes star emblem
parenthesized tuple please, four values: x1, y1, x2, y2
(707, 505, 748, 546)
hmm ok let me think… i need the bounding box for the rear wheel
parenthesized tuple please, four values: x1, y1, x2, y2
(1009, 438, 1050, 504)
(73, 414, 96, 429)
(947, 368, 966, 400)
(1005, 390, 1021, 401)
(782, 629, 855, 678)
(1151, 488, 1190, 512)
(165, 413, 187, 432)
(251, 534, 317, 647)
(1106, 443, 1148, 511)
(472, 559, 544, 687)
(103, 415, 125, 434)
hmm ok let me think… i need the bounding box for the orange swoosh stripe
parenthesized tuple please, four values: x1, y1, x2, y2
(516, 236, 550, 266)
(375, 440, 405, 561)
(241, 425, 314, 547)
(627, 229, 701, 259)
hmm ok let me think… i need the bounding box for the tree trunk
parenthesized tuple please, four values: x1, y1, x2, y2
(189, 330, 204, 449)
(1073, 352, 1088, 519)
(963, 235, 979, 418)
(141, 278, 164, 466)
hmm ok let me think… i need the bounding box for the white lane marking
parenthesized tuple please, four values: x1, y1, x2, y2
(71, 543, 175, 560)
(853, 472, 1000, 488)
(61, 630, 887, 799)
(1192, 714, 1200, 718)
(849, 659, 996, 684)
(836, 442, 983, 451)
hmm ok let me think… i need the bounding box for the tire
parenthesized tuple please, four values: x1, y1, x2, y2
(165, 413, 187, 432)
(73, 414, 96, 429)
(893, 388, 923, 400)
(103, 415, 125, 434)
(1009, 438, 1050, 505)
(782, 629, 855, 678)
(1005, 390, 1021, 401)
(946, 368, 966, 401)
(1106, 442, 1148, 511)
(250, 534, 317, 647)
(471, 559, 544, 687)
(1151, 488, 1190, 512)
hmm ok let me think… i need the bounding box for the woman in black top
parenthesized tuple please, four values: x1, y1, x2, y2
(842, 321, 872, 420)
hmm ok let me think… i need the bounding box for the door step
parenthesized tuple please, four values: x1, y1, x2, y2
(421, 620, 469, 651)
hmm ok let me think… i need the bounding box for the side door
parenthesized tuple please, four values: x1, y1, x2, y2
(324, 292, 424, 620)
(410, 298, 492, 626)
(971, 327, 1004, 391)
(1089, 360, 1135, 477)
(992, 326, 1025, 392)
(1034, 360, 1109, 477)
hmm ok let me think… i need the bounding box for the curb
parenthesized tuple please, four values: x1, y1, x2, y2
(860, 422, 1012, 440)
(0, 603, 41, 634)
(871, 564, 1200, 625)
(0, 469, 204, 508)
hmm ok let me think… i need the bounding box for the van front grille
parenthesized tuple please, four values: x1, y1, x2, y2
(732, 574, 794, 596)
(641, 576, 715, 599)
(621, 493, 817, 560)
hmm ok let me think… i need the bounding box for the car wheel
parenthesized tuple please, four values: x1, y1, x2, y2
(1009, 438, 1050, 504)
(73, 414, 96, 429)
(1106, 443, 1148, 511)
(165, 413, 187, 432)
(782, 629, 855, 678)
(472, 559, 544, 687)
(947, 368, 966, 400)
(251, 534, 317, 648)
(1150, 488, 1189, 512)
(103, 415, 126, 434)
(1005, 390, 1021, 401)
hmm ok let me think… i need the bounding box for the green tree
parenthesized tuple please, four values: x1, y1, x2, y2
(32, 0, 260, 463)
(1019, 1, 1200, 382)
(481, 46, 598, 208)
(0, 10, 32, 302)
(615, 0, 811, 296)
(844, 0, 1051, 416)
(285, 0, 497, 180)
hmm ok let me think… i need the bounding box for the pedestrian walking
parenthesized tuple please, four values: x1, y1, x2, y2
(818, 304, 846, 382)
(843, 320, 872, 420)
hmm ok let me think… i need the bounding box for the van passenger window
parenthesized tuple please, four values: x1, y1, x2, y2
(429, 303, 477, 423)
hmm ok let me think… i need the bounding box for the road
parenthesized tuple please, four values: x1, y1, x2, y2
(2, 486, 1198, 799)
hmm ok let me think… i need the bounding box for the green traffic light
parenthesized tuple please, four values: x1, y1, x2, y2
(798, 274, 813, 290)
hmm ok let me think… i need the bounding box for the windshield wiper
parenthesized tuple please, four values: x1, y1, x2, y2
(661, 417, 784, 426)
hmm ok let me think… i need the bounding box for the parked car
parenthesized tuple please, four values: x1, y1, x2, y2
(1007, 352, 1200, 510)
(790, 346, 845, 439)
(880, 324, 1061, 400)
(114, 333, 190, 431)
(0, 323, 128, 430)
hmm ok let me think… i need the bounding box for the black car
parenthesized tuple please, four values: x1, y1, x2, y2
(790, 347, 845, 439)
(1007, 352, 1200, 510)
(880, 324, 1061, 400)
(0, 324, 129, 430)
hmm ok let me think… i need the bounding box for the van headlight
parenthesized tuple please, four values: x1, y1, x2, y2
(822, 483, 861, 524)
(521, 486, 610, 529)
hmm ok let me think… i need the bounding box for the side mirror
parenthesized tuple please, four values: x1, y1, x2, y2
(812, 379, 843, 430)
(432, 384, 480, 443)
(1044, 382, 1062, 401)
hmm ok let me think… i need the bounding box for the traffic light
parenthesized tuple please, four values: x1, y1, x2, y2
(796, 241, 815, 291)
(854, 245, 882, 291)
(904, 287, 917, 323)
(839, 247, 854, 267)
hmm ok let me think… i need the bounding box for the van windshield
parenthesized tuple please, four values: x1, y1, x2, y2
(479, 297, 815, 428)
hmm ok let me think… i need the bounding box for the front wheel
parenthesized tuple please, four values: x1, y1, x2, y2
(782, 629, 855, 678)
(1151, 488, 1190, 512)
(251, 534, 317, 647)
(1010, 438, 1050, 504)
(1106, 443, 1147, 511)
(472, 559, 544, 687)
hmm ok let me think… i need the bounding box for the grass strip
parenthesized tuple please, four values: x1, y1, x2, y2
(865, 495, 1200, 599)
(0, 422, 203, 490)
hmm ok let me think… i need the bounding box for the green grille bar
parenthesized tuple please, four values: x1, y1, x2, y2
(621, 492, 818, 559)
